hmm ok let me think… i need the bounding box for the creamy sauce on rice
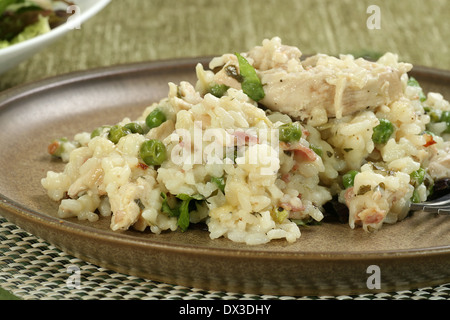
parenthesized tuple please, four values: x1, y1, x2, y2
(41, 37, 450, 244)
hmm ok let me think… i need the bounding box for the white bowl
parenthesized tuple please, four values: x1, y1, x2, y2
(0, 0, 111, 75)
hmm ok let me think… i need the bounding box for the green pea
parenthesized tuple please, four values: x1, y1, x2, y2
(209, 84, 229, 98)
(279, 122, 302, 142)
(91, 127, 102, 139)
(429, 111, 440, 123)
(410, 168, 426, 187)
(108, 125, 131, 144)
(140, 139, 167, 166)
(123, 122, 144, 134)
(438, 111, 450, 133)
(342, 170, 358, 189)
(145, 108, 167, 129)
(407, 77, 426, 102)
(440, 111, 450, 123)
(419, 92, 427, 102)
(372, 119, 394, 144)
(90, 125, 111, 139)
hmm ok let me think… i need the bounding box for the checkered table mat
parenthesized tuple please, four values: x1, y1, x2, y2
(1, 216, 449, 300)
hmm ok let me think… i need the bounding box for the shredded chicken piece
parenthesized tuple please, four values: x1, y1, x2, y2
(109, 182, 144, 231)
(428, 141, 450, 179)
(146, 119, 175, 141)
(210, 37, 412, 120)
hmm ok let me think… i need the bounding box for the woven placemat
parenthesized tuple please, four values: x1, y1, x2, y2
(1, 216, 449, 300)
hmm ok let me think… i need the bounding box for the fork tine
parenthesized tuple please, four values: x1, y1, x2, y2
(423, 205, 450, 212)
(438, 208, 450, 214)
(410, 204, 450, 214)
(409, 192, 450, 214)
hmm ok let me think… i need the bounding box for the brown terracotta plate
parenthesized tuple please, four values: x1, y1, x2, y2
(0, 57, 449, 296)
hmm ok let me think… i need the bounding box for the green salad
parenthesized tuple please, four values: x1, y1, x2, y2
(0, 0, 75, 48)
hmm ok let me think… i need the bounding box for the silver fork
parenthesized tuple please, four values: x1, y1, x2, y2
(410, 193, 450, 214)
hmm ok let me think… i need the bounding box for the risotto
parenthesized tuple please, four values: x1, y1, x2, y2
(41, 37, 450, 245)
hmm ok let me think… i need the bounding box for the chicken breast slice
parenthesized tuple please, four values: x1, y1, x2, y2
(209, 37, 412, 120)
(428, 141, 450, 180)
(109, 182, 144, 231)
(257, 53, 411, 120)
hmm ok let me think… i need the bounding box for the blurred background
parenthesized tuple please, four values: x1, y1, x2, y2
(0, 0, 449, 90)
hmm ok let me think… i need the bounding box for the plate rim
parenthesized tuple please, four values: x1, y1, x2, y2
(1, 58, 450, 262)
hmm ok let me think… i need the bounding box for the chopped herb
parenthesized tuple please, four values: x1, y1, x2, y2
(357, 185, 372, 195)
(291, 217, 321, 227)
(177, 193, 204, 201)
(310, 144, 323, 157)
(235, 53, 265, 102)
(160, 193, 205, 232)
(211, 176, 226, 193)
(342, 170, 358, 189)
(208, 84, 229, 98)
(176, 197, 191, 232)
(372, 119, 394, 144)
(278, 122, 302, 142)
(160, 192, 179, 217)
(350, 49, 384, 61)
(176, 193, 205, 232)
(225, 65, 243, 82)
